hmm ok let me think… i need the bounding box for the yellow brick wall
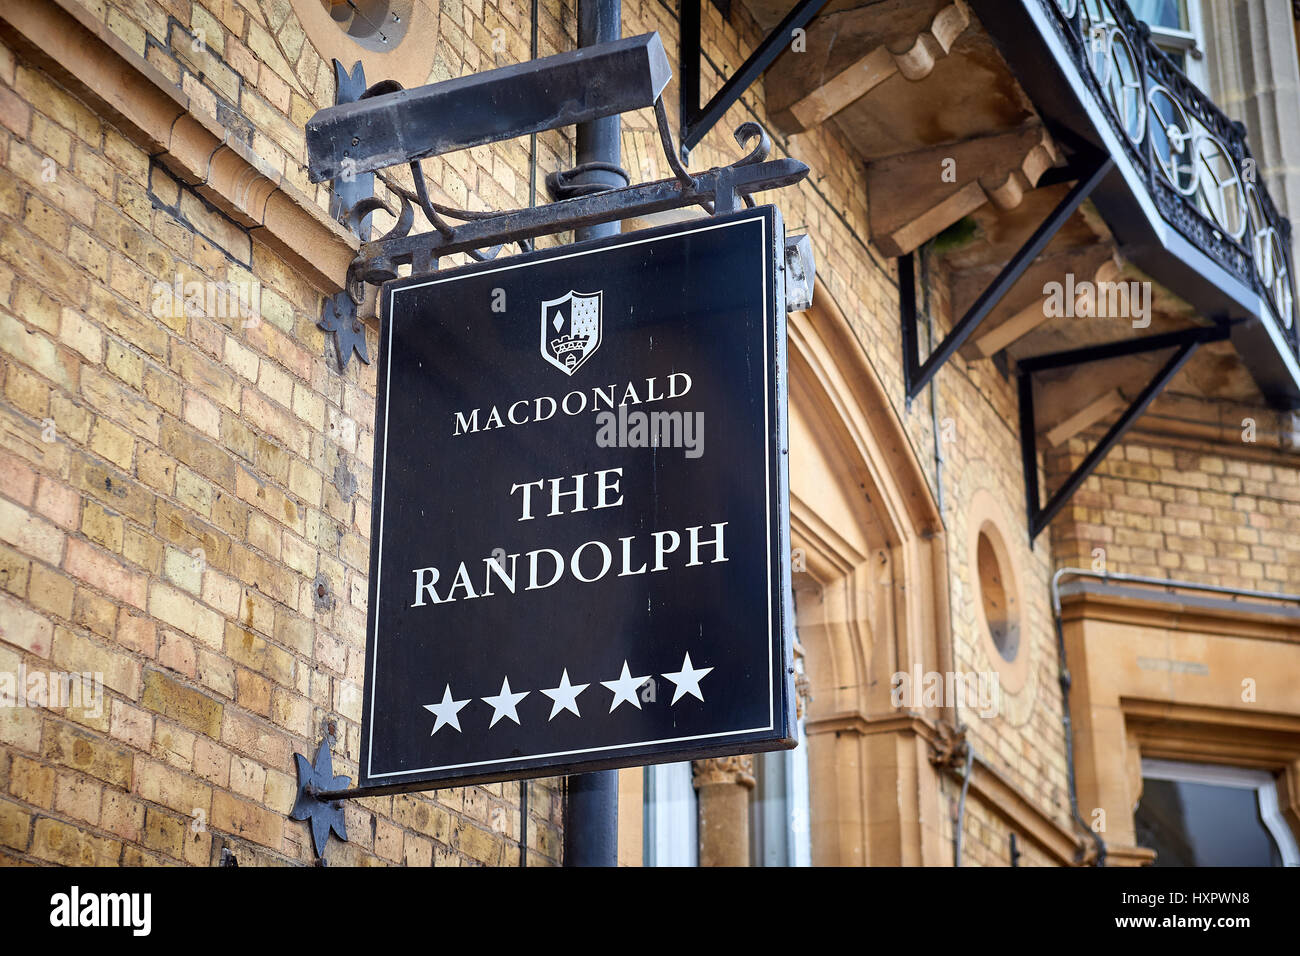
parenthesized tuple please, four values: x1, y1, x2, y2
(938, 773, 1060, 867)
(0, 0, 1077, 865)
(16, 0, 1289, 869)
(0, 12, 564, 864)
(1049, 427, 1300, 593)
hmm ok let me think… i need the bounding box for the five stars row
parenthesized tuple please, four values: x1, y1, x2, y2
(422, 653, 713, 735)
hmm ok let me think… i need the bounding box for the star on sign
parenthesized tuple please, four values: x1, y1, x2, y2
(601, 660, 651, 712)
(423, 684, 470, 735)
(482, 676, 530, 727)
(540, 669, 588, 720)
(662, 652, 713, 704)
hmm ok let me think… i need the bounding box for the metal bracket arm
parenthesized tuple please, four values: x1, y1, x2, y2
(307, 33, 671, 182)
(355, 155, 808, 285)
(901, 156, 1115, 404)
(1019, 323, 1232, 540)
(679, 0, 830, 156)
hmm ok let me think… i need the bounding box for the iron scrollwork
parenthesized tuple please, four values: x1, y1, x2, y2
(321, 85, 807, 372)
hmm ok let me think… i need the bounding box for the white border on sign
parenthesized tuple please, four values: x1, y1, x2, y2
(367, 213, 776, 781)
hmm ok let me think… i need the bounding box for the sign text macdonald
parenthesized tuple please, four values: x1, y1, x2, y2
(450, 373, 693, 435)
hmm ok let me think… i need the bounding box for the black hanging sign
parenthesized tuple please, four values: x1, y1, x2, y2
(358, 205, 796, 792)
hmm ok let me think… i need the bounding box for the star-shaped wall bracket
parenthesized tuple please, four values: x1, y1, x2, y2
(319, 291, 371, 371)
(290, 737, 351, 861)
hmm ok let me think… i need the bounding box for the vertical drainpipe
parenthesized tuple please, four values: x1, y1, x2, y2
(915, 243, 965, 861)
(562, 0, 622, 868)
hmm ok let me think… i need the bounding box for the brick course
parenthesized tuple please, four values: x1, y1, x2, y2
(0, 1, 563, 865)
(0, 0, 1294, 868)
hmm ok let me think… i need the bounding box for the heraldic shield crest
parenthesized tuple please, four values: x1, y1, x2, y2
(540, 290, 602, 375)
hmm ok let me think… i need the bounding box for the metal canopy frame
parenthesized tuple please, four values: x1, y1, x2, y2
(1018, 324, 1232, 540)
(678, 0, 830, 157)
(899, 155, 1114, 405)
(968, 0, 1300, 407)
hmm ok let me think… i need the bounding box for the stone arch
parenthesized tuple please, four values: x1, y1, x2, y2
(787, 280, 951, 865)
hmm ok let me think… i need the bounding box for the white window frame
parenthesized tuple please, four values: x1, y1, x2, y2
(643, 761, 698, 867)
(1140, 0, 1208, 90)
(1141, 757, 1300, 866)
(750, 718, 813, 867)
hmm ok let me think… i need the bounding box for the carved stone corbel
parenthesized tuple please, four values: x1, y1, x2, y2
(778, 0, 974, 132)
(868, 123, 1061, 258)
(693, 756, 756, 866)
(693, 755, 757, 789)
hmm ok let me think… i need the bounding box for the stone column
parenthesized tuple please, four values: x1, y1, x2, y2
(693, 756, 755, 866)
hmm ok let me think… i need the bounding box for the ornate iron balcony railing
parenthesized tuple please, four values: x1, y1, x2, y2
(1041, 0, 1296, 346)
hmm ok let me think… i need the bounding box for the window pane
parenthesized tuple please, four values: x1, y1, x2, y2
(1155, 46, 1187, 73)
(1127, 0, 1185, 30)
(643, 762, 698, 866)
(1135, 777, 1284, 866)
(751, 750, 790, 866)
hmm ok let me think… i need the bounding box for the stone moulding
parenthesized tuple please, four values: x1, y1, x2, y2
(0, 0, 358, 296)
(785, 0, 974, 131)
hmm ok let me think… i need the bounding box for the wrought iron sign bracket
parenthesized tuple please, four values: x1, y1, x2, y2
(289, 733, 440, 861)
(317, 60, 376, 371)
(334, 104, 807, 319)
(1018, 323, 1232, 541)
(289, 735, 352, 862)
(678, 0, 830, 159)
(318, 290, 370, 371)
(326, 60, 375, 239)
(305, 32, 811, 374)
(900, 155, 1115, 406)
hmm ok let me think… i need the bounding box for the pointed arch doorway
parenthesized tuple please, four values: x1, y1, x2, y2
(787, 282, 952, 867)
